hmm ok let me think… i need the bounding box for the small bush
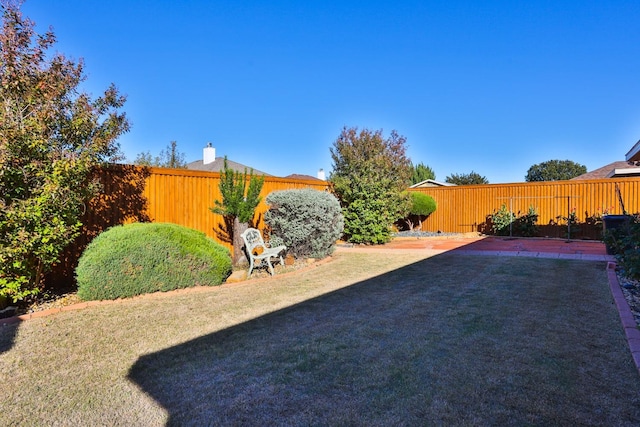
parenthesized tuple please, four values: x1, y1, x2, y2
(403, 192, 437, 230)
(556, 208, 581, 239)
(76, 223, 231, 301)
(491, 205, 539, 237)
(604, 214, 640, 280)
(264, 189, 344, 259)
(491, 204, 515, 236)
(514, 206, 539, 237)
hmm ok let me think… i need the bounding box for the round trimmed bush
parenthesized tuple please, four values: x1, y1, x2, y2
(264, 189, 344, 259)
(410, 192, 437, 217)
(400, 192, 437, 230)
(76, 222, 231, 301)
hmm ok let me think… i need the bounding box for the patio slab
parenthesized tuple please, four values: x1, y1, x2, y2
(359, 235, 613, 260)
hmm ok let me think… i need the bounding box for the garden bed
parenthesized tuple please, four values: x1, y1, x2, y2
(618, 270, 640, 327)
(7, 257, 322, 317)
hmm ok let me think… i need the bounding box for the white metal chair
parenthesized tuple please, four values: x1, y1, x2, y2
(240, 228, 287, 277)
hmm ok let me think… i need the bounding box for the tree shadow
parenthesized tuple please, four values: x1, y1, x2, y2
(46, 164, 151, 290)
(0, 318, 21, 355)
(214, 216, 234, 245)
(214, 213, 263, 245)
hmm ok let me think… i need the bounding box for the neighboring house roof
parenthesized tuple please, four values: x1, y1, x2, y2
(186, 158, 272, 176)
(284, 174, 324, 181)
(571, 160, 640, 180)
(410, 179, 455, 188)
(626, 140, 640, 162)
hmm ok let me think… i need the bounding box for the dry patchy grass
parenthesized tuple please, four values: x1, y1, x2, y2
(1, 251, 639, 426)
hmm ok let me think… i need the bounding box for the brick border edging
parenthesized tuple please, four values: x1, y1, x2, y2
(0, 255, 334, 326)
(607, 261, 640, 373)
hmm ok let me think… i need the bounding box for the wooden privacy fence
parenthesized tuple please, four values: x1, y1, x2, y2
(410, 178, 640, 238)
(81, 167, 639, 246)
(141, 167, 329, 244)
(49, 166, 638, 287)
(49, 165, 329, 287)
(86, 165, 330, 246)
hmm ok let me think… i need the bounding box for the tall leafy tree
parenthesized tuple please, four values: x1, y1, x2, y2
(445, 171, 489, 185)
(211, 157, 264, 265)
(0, 3, 130, 301)
(134, 140, 186, 168)
(411, 161, 436, 185)
(525, 159, 587, 182)
(330, 126, 412, 244)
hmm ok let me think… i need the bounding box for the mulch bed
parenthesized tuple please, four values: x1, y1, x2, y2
(618, 270, 640, 327)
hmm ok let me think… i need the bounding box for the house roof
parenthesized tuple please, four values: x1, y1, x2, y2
(284, 174, 324, 181)
(186, 158, 272, 176)
(409, 179, 455, 188)
(626, 140, 640, 162)
(571, 160, 640, 180)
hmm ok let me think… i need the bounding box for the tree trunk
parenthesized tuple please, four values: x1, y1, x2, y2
(232, 218, 249, 266)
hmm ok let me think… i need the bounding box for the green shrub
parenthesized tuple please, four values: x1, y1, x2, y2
(514, 206, 539, 237)
(264, 189, 344, 259)
(329, 127, 412, 245)
(490, 205, 539, 237)
(491, 204, 515, 236)
(0, 6, 129, 302)
(342, 197, 396, 244)
(403, 192, 437, 230)
(604, 214, 640, 280)
(558, 208, 580, 239)
(76, 223, 231, 301)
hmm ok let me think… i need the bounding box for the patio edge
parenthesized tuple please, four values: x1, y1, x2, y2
(607, 261, 640, 374)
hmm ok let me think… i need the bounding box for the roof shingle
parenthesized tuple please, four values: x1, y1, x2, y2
(571, 160, 640, 180)
(186, 158, 272, 176)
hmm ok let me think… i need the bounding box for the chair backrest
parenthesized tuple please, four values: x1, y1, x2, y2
(240, 228, 265, 254)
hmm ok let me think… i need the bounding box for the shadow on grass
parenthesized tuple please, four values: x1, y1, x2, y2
(128, 253, 640, 425)
(0, 319, 20, 355)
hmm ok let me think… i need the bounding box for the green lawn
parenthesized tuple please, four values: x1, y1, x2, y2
(1, 251, 639, 425)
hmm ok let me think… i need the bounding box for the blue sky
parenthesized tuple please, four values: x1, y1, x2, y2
(22, 0, 640, 183)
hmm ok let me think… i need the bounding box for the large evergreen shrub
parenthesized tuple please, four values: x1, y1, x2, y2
(264, 189, 344, 259)
(329, 127, 412, 244)
(76, 223, 231, 300)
